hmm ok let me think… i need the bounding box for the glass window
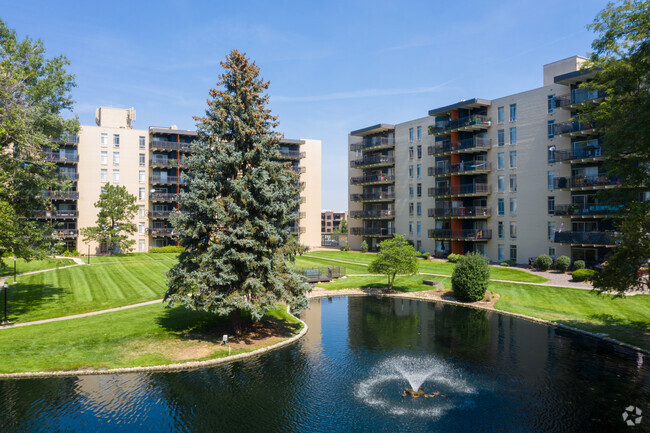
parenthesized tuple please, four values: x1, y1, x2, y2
(139, 153, 145, 166)
(416, 240, 422, 251)
(409, 165, 414, 178)
(409, 128, 414, 142)
(509, 127, 517, 145)
(416, 202, 422, 217)
(498, 198, 505, 216)
(112, 169, 120, 183)
(100, 168, 107, 182)
(113, 152, 120, 165)
(548, 222, 556, 240)
(139, 136, 145, 149)
(509, 174, 517, 192)
(509, 103, 517, 121)
(139, 187, 145, 201)
(509, 151, 516, 168)
(498, 244, 505, 262)
(498, 175, 505, 192)
(417, 145, 422, 159)
(498, 221, 504, 238)
(416, 183, 422, 198)
(498, 129, 504, 146)
(409, 222, 413, 235)
(139, 205, 145, 218)
(138, 222, 145, 235)
(101, 133, 108, 147)
(409, 146, 414, 160)
(548, 197, 555, 215)
(548, 95, 555, 114)
(548, 246, 556, 258)
(497, 152, 504, 169)
(409, 202, 414, 216)
(548, 171, 556, 190)
(417, 164, 422, 179)
(409, 185, 414, 198)
(139, 170, 145, 183)
(510, 222, 517, 238)
(100, 151, 107, 165)
(417, 221, 422, 236)
(547, 120, 555, 139)
(139, 240, 145, 252)
(510, 244, 517, 261)
(113, 134, 120, 147)
(417, 126, 422, 140)
(548, 146, 556, 164)
(497, 107, 504, 124)
(510, 198, 517, 216)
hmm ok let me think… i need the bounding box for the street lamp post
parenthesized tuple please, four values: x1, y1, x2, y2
(1, 281, 9, 325)
(87, 244, 90, 265)
(13, 256, 17, 283)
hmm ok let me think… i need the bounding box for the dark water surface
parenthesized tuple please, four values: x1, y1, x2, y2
(1, 296, 648, 432)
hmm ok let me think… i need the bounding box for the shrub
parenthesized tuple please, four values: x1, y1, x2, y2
(573, 260, 586, 270)
(500, 259, 516, 267)
(421, 252, 431, 260)
(63, 249, 81, 257)
(536, 254, 553, 271)
(452, 252, 490, 302)
(556, 256, 571, 273)
(149, 246, 186, 253)
(447, 253, 463, 263)
(500, 262, 510, 266)
(360, 240, 369, 253)
(340, 245, 350, 251)
(572, 269, 596, 282)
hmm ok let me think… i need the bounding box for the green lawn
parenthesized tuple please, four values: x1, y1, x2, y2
(0, 257, 76, 277)
(90, 253, 179, 263)
(293, 255, 369, 274)
(0, 303, 302, 374)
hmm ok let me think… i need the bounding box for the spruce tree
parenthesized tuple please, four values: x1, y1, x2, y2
(164, 50, 309, 332)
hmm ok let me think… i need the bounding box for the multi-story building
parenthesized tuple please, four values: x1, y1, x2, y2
(349, 56, 619, 265)
(54, 106, 321, 253)
(321, 211, 348, 233)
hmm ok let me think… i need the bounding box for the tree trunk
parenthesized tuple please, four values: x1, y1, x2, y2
(389, 273, 395, 291)
(231, 308, 242, 335)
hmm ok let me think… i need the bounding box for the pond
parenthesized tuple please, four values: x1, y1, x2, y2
(1, 296, 647, 432)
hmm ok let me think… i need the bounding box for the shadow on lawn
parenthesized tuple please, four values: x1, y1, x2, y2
(5, 282, 65, 322)
(558, 313, 649, 351)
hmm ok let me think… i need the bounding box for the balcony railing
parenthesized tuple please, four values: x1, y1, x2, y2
(429, 115, 491, 135)
(51, 229, 78, 238)
(350, 227, 395, 236)
(428, 229, 492, 240)
(349, 210, 395, 219)
(350, 192, 396, 202)
(50, 134, 79, 145)
(553, 174, 621, 189)
(148, 227, 176, 237)
(291, 166, 307, 174)
(150, 176, 188, 185)
(428, 183, 491, 197)
(555, 88, 606, 108)
(58, 172, 79, 181)
(349, 136, 395, 152)
(44, 154, 79, 163)
(149, 140, 193, 151)
(427, 136, 490, 155)
(350, 155, 395, 168)
(150, 159, 185, 168)
(150, 192, 179, 202)
(554, 231, 617, 245)
(350, 174, 395, 185)
(35, 210, 78, 219)
(553, 147, 603, 163)
(428, 207, 491, 218)
(278, 149, 306, 159)
(428, 160, 491, 176)
(554, 203, 622, 217)
(44, 191, 79, 200)
(553, 120, 595, 136)
(149, 210, 173, 219)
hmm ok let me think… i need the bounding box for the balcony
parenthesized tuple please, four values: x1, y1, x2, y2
(350, 227, 395, 237)
(59, 172, 79, 181)
(149, 210, 173, 219)
(150, 175, 188, 185)
(349, 136, 395, 152)
(51, 229, 78, 238)
(427, 136, 490, 156)
(44, 154, 79, 163)
(553, 231, 617, 246)
(553, 174, 621, 190)
(150, 158, 185, 168)
(44, 190, 79, 200)
(555, 88, 605, 109)
(553, 141, 603, 164)
(428, 183, 491, 197)
(291, 166, 307, 174)
(350, 192, 396, 202)
(148, 227, 176, 237)
(350, 173, 395, 186)
(288, 225, 307, 234)
(349, 210, 395, 219)
(278, 149, 306, 160)
(428, 229, 492, 241)
(350, 155, 395, 169)
(150, 192, 179, 202)
(554, 203, 622, 217)
(35, 210, 78, 219)
(428, 206, 491, 218)
(429, 115, 491, 136)
(50, 134, 79, 145)
(149, 140, 193, 152)
(553, 120, 596, 137)
(428, 160, 491, 176)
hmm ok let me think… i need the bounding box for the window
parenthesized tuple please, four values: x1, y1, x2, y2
(548, 246, 556, 258)
(416, 183, 422, 198)
(509, 127, 517, 145)
(101, 133, 108, 147)
(139, 136, 145, 149)
(498, 221, 504, 238)
(409, 202, 414, 217)
(498, 129, 504, 146)
(409, 165, 414, 178)
(416, 202, 422, 217)
(113, 134, 120, 147)
(113, 152, 120, 165)
(548, 196, 555, 215)
(510, 222, 517, 238)
(510, 245, 517, 262)
(138, 205, 145, 218)
(138, 187, 145, 201)
(417, 126, 422, 140)
(417, 221, 422, 236)
(100, 168, 107, 182)
(139, 170, 145, 183)
(548, 146, 557, 164)
(548, 171, 556, 190)
(509, 103, 517, 121)
(139, 153, 145, 166)
(416, 164, 422, 179)
(498, 198, 505, 216)
(100, 151, 107, 165)
(498, 244, 505, 261)
(416, 145, 422, 159)
(409, 127, 414, 142)
(409, 222, 413, 235)
(416, 240, 422, 251)
(510, 198, 517, 216)
(138, 222, 145, 235)
(139, 240, 145, 253)
(548, 222, 556, 241)
(547, 120, 555, 139)
(498, 175, 505, 192)
(548, 95, 555, 114)
(509, 174, 517, 192)
(409, 185, 414, 198)
(497, 106, 504, 124)
(498, 152, 504, 169)
(509, 151, 516, 168)
(112, 169, 120, 183)
(409, 146, 414, 160)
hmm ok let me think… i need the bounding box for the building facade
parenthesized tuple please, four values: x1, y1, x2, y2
(321, 211, 348, 233)
(46, 107, 321, 253)
(349, 56, 617, 265)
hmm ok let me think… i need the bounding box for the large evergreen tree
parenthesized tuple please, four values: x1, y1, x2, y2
(578, 0, 650, 294)
(164, 50, 309, 332)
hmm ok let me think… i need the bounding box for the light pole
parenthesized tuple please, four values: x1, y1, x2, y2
(1, 281, 9, 325)
(87, 244, 90, 265)
(13, 256, 16, 284)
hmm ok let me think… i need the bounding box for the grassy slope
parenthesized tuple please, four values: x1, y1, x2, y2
(293, 256, 369, 274)
(90, 253, 179, 263)
(0, 304, 302, 373)
(0, 258, 76, 277)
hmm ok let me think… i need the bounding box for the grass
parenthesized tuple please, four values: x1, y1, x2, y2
(90, 253, 179, 263)
(0, 257, 76, 277)
(293, 255, 369, 274)
(0, 303, 302, 374)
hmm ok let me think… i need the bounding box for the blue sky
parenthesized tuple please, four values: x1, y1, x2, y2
(2, 0, 610, 211)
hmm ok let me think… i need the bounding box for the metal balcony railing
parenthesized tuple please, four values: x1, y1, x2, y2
(149, 140, 193, 151)
(291, 166, 307, 174)
(35, 210, 78, 219)
(150, 158, 185, 168)
(428, 183, 491, 197)
(350, 227, 395, 236)
(428, 229, 492, 240)
(553, 120, 595, 136)
(148, 227, 176, 236)
(429, 114, 490, 135)
(349, 210, 395, 219)
(44, 154, 79, 163)
(554, 203, 622, 216)
(150, 175, 188, 185)
(427, 136, 490, 155)
(59, 172, 79, 181)
(350, 174, 395, 185)
(428, 207, 491, 218)
(51, 229, 78, 238)
(349, 136, 395, 152)
(555, 88, 606, 108)
(554, 231, 617, 245)
(150, 192, 179, 202)
(50, 134, 79, 145)
(149, 210, 173, 219)
(350, 155, 395, 168)
(278, 149, 306, 159)
(553, 174, 621, 189)
(44, 191, 79, 200)
(429, 160, 491, 176)
(350, 192, 396, 201)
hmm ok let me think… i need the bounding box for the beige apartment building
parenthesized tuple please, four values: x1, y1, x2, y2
(321, 211, 348, 233)
(44, 107, 322, 253)
(349, 56, 618, 265)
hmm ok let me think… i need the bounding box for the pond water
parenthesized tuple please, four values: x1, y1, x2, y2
(1, 296, 648, 432)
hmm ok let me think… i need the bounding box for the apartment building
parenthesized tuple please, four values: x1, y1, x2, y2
(321, 211, 348, 233)
(349, 56, 618, 265)
(45, 107, 321, 253)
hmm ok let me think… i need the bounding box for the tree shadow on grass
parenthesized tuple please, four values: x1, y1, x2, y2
(5, 282, 65, 322)
(558, 313, 649, 351)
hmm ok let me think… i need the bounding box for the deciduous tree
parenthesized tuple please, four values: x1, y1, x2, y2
(368, 235, 418, 290)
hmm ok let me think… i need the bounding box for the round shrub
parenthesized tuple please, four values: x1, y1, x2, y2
(573, 260, 586, 270)
(572, 269, 596, 282)
(452, 252, 491, 302)
(556, 256, 571, 273)
(499, 262, 510, 267)
(421, 252, 431, 260)
(340, 245, 350, 251)
(448, 253, 463, 263)
(360, 240, 369, 253)
(536, 254, 553, 271)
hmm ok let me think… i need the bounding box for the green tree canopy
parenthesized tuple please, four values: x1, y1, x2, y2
(164, 50, 309, 332)
(81, 183, 138, 255)
(368, 235, 418, 290)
